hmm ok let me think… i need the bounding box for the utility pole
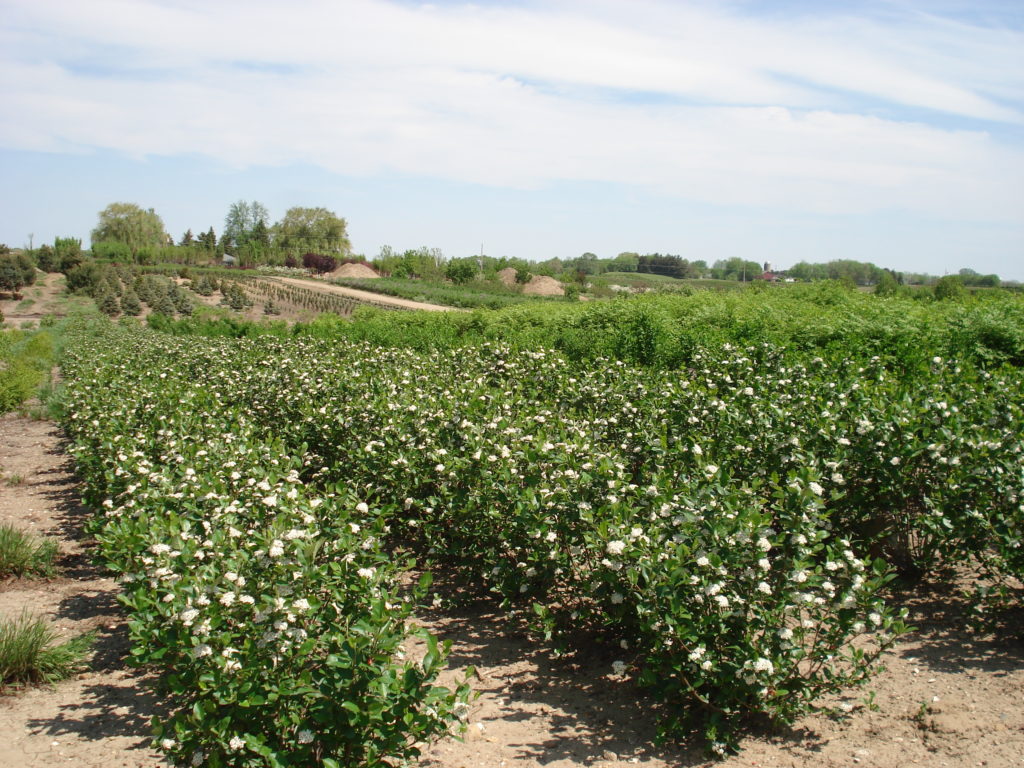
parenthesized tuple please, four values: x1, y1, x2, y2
(478, 243, 484, 274)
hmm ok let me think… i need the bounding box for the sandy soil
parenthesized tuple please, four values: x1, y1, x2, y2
(329, 263, 380, 279)
(0, 413, 165, 768)
(417, 586, 1024, 768)
(0, 272, 69, 329)
(496, 268, 567, 296)
(522, 274, 566, 297)
(0, 412, 1020, 768)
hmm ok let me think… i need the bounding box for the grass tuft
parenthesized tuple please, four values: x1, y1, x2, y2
(0, 522, 58, 578)
(0, 612, 93, 689)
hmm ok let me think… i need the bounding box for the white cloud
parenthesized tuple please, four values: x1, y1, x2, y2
(0, 0, 1021, 222)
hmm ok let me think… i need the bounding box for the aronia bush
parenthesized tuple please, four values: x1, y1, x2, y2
(58, 315, 1022, 758)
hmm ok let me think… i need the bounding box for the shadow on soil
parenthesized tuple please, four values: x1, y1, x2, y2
(890, 580, 1024, 676)
(23, 668, 162, 752)
(415, 578, 827, 767)
(14, 425, 167, 756)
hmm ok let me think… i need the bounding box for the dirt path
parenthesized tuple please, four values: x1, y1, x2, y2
(262, 276, 466, 312)
(0, 273, 74, 330)
(0, 413, 165, 768)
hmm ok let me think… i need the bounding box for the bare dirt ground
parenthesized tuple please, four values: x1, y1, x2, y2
(417, 587, 1024, 768)
(0, 413, 164, 768)
(0, 273, 69, 329)
(0, 410, 1020, 768)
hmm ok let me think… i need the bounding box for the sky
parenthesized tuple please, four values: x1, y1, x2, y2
(1, 0, 1022, 279)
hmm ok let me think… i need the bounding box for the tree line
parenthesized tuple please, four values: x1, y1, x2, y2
(87, 200, 352, 268)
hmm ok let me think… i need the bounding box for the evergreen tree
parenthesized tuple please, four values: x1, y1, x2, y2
(220, 282, 252, 311)
(120, 287, 142, 315)
(133, 276, 152, 305)
(172, 285, 194, 315)
(192, 275, 212, 296)
(97, 289, 121, 316)
(151, 289, 176, 316)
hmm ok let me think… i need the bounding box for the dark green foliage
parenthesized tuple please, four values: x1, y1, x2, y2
(0, 253, 37, 297)
(219, 282, 253, 311)
(934, 275, 966, 301)
(171, 285, 193, 316)
(874, 270, 899, 296)
(958, 268, 1000, 288)
(150, 287, 177, 316)
(134, 245, 159, 265)
(52, 237, 82, 273)
(133, 275, 154, 305)
(97, 290, 121, 316)
(90, 240, 134, 262)
(35, 245, 58, 273)
(445, 258, 478, 285)
(298, 284, 1024, 369)
(64, 262, 103, 294)
(192, 275, 214, 296)
(120, 288, 142, 316)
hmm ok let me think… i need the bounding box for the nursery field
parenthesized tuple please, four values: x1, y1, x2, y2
(48, 285, 1024, 767)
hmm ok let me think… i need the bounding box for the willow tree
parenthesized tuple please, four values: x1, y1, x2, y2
(91, 203, 168, 254)
(273, 207, 351, 256)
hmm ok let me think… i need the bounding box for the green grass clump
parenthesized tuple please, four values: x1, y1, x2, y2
(0, 612, 93, 689)
(0, 522, 58, 578)
(0, 329, 55, 414)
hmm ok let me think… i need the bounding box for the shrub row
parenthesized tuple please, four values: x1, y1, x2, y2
(61, 317, 1023, 754)
(60, 322, 468, 767)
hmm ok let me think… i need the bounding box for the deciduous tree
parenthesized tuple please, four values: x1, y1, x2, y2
(224, 200, 270, 250)
(91, 203, 167, 254)
(273, 207, 351, 255)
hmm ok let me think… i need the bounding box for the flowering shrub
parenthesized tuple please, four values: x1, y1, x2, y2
(58, 317, 1022, 757)
(61, 327, 469, 767)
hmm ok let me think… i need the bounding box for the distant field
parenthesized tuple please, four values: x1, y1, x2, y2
(597, 271, 683, 285)
(330, 275, 565, 309)
(595, 272, 745, 291)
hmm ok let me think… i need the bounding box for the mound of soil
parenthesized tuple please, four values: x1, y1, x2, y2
(523, 275, 565, 296)
(497, 268, 519, 288)
(331, 262, 379, 279)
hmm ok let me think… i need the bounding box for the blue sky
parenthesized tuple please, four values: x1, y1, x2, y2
(1, 0, 1022, 279)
